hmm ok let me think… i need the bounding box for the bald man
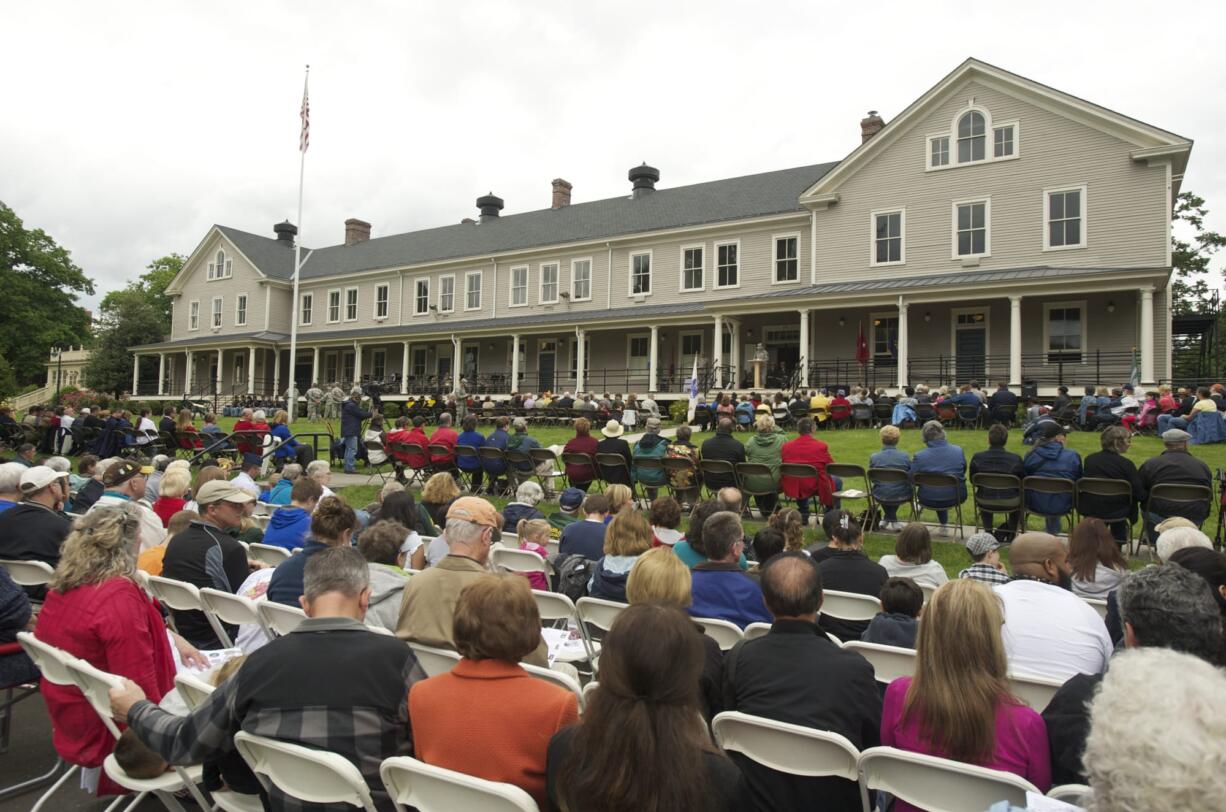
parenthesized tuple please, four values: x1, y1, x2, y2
(994, 533, 1112, 681)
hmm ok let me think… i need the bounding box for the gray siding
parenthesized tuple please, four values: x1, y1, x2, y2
(171, 232, 271, 340)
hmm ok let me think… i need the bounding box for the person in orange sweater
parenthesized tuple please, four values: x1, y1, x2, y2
(408, 573, 578, 808)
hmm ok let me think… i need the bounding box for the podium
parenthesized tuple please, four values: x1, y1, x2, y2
(752, 359, 766, 389)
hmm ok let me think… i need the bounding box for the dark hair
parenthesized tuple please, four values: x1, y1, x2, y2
(821, 508, 841, 542)
(453, 574, 542, 662)
(291, 477, 324, 504)
(797, 417, 814, 434)
(461, 414, 477, 432)
(895, 524, 933, 564)
(1169, 547, 1226, 615)
(880, 577, 924, 618)
(1068, 518, 1127, 582)
(752, 528, 785, 565)
(649, 496, 682, 530)
(412, 415, 427, 427)
(379, 491, 420, 534)
(827, 509, 863, 546)
(701, 512, 743, 561)
(685, 501, 722, 556)
(760, 552, 822, 616)
(1116, 563, 1221, 663)
(557, 604, 719, 812)
(78, 454, 99, 475)
(987, 424, 1008, 448)
(358, 520, 406, 566)
(309, 497, 358, 543)
(583, 493, 610, 515)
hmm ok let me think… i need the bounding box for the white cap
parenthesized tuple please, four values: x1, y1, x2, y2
(19, 465, 69, 494)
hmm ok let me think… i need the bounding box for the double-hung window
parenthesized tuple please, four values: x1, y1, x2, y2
(954, 200, 990, 258)
(1045, 186, 1086, 250)
(681, 246, 704, 292)
(327, 290, 341, 323)
(774, 236, 798, 282)
(414, 279, 430, 315)
(211, 297, 223, 329)
(540, 263, 559, 304)
(439, 276, 455, 313)
(375, 284, 389, 319)
(715, 242, 739, 288)
(300, 293, 312, 326)
(465, 271, 482, 310)
(630, 252, 651, 296)
(1046, 304, 1084, 363)
(189, 300, 200, 330)
(235, 294, 248, 326)
(344, 288, 358, 321)
(872, 211, 904, 265)
(510, 266, 528, 306)
(571, 259, 591, 301)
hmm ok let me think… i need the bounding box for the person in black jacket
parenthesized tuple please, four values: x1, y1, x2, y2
(1080, 425, 1146, 545)
(1138, 429, 1213, 535)
(594, 420, 633, 486)
(723, 552, 881, 812)
(699, 418, 746, 490)
(816, 510, 889, 641)
(987, 381, 1020, 419)
(0, 466, 73, 567)
(969, 424, 1025, 541)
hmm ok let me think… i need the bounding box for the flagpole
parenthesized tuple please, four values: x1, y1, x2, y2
(288, 65, 309, 424)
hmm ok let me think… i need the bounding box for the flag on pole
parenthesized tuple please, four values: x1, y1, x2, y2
(1128, 346, 1140, 389)
(855, 321, 870, 365)
(687, 356, 699, 421)
(299, 79, 310, 153)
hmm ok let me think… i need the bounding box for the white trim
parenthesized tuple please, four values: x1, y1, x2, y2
(464, 270, 483, 311)
(869, 209, 906, 267)
(326, 288, 342, 324)
(993, 120, 1020, 159)
(211, 296, 224, 331)
(343, 286, 359, 322)
(234, 292, 249, 327)
(951, 197, 992, 259)
(949, 306, 992, 378)
(678, 242, 705, 293)
(438, 274, 456, 314)
(713, 239, 741, 290)
(1041, 300, 1088, 365)
(412, 277, 431, 316)
(509, 265, 529, 308)
(772, 232, 802, 285)
(374, 282, 390, 321)
(570, 257, 593, 302)
(626, 332, 651, 372)
(299, 292, 313, 326)
(953, 105, 991, 165)
(925, 133, 951, 171)
(1042, 184, 1088, 251)
(188, 300, 200, 331)
(926, 106, 1020, 172)
(539, 262, 560, 304)
(628, 250, 653, 298)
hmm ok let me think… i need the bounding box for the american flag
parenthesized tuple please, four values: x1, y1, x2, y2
(299, 77, 310, 153)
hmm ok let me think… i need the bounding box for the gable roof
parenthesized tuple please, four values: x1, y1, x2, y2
(800, 57, 1192, 204)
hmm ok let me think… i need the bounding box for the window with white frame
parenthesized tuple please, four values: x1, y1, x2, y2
(681, 246, 704, 292)
(414, 279, 430, 315)
(630, 252, 651, 296)
(344, 288, 358, 321)
(510, 266, 528, 306)
(774, 236, 798, 282)
(211, 297, 223, 329)
(540, 263, 559, 304)
(957, 111, 986, 163)
(928, 107, 1019, 171)
(235, 294, 248, 326)
(465, 271, 482, 310)
(300, 293, 312, 325)
(872, 211, 904, 265)
(327, 290, 341, 323)
(954, 200, 989, 257)
(189, 300, 200, 330)
(439, 276, 455, 313)
(571, 259, 591, 301)
(324, 352, 338, 383)
(1045, 186, 1086, 250)
(993, 124, 1015, 158)
(371, 349, 386, 381)
(208, 249, 232, 281)
(929, 136, 950, 168)
(628, 335, 650, 371)
(716, 242, 739, 288)
(375, 284, 389, 319)
(872, 315, 899, 364)
(1046, 304, 1084, 363)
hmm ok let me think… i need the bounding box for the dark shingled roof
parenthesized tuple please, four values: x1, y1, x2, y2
(217, 162, 839, 281)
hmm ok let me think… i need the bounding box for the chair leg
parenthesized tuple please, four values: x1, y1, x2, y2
(26, 762, 79, 812)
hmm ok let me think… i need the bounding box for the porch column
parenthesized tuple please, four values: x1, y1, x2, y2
(131, 355, 140, 396)
(400, 341, 410, 394)
(273, 349, 281, 396)
(1139, 285, 1155, 385)
(353, 342, 363, 385)
(896, 297, 909, 390)
(185, 350, 194, 394)
(648, 325, 659, 392)
(510, 334, 521, 392)
(215, 350, 223, 395)
(729, 318, 741, 388)
(575, 328, 586, 393)
(798, 309, 810, 388)
(1009, 295, 1023, 389)
(713, 314, 724, 388)
(311, 347, 320, 385)
(450, 335, 462, 394)
(247, 347, 257, 395)
(157, 353, 166, 395)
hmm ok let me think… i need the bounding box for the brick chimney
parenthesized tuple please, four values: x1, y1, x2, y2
(860, 110, 885, 142)
(551, 178, 573, 209)
(344, 218, 372, 246)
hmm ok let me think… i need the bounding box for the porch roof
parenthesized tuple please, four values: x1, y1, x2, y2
(129, 331, 289, 352)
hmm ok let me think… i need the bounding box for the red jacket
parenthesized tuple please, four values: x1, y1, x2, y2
(780, 434, 835, 507)
(35, 577, 175, 795)
(562, 435, 599, 482)
(232, 420, 268, 454)
(387, 427, 430, 468)
(428, 427, 459, 465)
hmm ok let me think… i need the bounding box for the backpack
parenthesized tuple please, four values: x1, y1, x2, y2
(552, 554, 595, 602)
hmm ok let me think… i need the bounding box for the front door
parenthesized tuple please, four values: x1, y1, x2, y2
(538, 340, 556, 393)
(955, 320, 988, 383)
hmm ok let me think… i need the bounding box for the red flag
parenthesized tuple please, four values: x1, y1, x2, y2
(856, 321, 869, 364)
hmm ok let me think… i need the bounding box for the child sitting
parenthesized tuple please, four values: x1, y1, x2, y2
(957, 531, 1011, 585)
(515, 518, 551, 591)
(860, 577, 923, 649)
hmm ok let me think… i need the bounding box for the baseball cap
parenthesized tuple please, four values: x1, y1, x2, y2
(195, 479, 256, 506)
(1162, 428, 1192, 443)
(559, 487, 585, 512)
(102, 459, 145, 488)
(19, 465, 69, 494)
(965, 531, 1000, 557)
(446, 496, 502, 541)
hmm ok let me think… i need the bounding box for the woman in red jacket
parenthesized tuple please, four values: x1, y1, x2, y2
(562, 417, 600, 490)
(779, 417, 836, 527)
(35, 503, 206, 798)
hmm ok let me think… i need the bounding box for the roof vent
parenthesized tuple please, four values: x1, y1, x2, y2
(273, 221, 297, 243)
(629, 163, 659, 199)
(477, 193, 504, 223)
(860, 110, 886, 142)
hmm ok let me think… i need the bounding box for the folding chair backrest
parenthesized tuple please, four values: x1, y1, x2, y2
(519, 661, 585, 710)
(380, 755, 539, 812)
(490, 546, 547, 576)
(62, 656, 124, 740)
(233, 730, 379, 812)
(0, 558, 56, 587)
(504, 450, 532, 469)
(175, 672, 216, 710)
(1083, 597, 1108, 619)
(1007, 671, 1065, 712)
(595, 453, 630, 477)
(714, 711, 864, 786)
(826, 463, 867, 481)
(779, 463, 818, 481)
(1047, 784, 1093, 805)
(16, 631, 78, 686)
(146, 575, 205, 612)
(407, 642, 462, 678)
(427, 444, 452, 459)
(972, 473, 1021, 492)
(529, 448, 559, 466)
(575, 596, 626, 634)
(693, 617, 745, 651)
(820, 590, 881, 622)
(858, 745, 1038, 812)
(200, 588, 269, 636)
(1023, 475, 1076, 497)
(259, 600, 308, 636)
(841, 641, 917, 683)
(867, 467, 911, 491)
(743, 622, 772, 641)
(699, 459, 736, 480)
(582, 679, 600, 707)
(561, 452, 597, 479)
(1147, 483, 1212, 511)
(532, 589, 578, 624)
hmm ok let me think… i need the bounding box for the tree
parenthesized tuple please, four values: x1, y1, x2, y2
(0, 202, 95, 385)
(85, 254, 183, 397)
(1170, 191, 1226, 316)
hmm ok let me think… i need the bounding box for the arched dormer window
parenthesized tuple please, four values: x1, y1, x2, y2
(926, 102, 1018, 171)
(957, 111, 986, 163)
(208, 249, 232, 280)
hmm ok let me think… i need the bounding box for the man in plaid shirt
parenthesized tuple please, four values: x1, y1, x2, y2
(957, 531, 1012, 585)
(110, 547, 426, 811)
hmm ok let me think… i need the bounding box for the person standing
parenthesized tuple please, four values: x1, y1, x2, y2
(341, 388, 372, 475)
(306, 382, 324, 421)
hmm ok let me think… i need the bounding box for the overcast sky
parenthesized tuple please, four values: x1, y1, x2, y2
(3, 1, 1224, 308)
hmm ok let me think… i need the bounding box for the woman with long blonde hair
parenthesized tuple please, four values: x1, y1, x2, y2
(880, 579, 1051, 808)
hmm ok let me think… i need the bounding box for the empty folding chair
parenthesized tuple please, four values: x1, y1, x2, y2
(858, 745, 1039, 812)
(380, 755, 539, 812)
(407, 642, 462, 678)
(841, 641, 917, 684)
(233, 730, 379, 812)
(827, 463, 872, 531)
(692, 617, 745, 652)
(258, 600, 308, 636)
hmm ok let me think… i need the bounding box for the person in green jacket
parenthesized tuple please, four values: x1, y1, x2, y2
(632, 417, 671, 498)
(743, 414, 787, 516)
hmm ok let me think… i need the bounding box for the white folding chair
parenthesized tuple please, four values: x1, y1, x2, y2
(15, 633, 82, 812)
(531, 590, 595, 664)
(581, 680, 599, 708)
(248, 543, 292, 566)
(520, 661, 586, 711)
(841, 641, 917, 684)
(233, 730, 379, 812)
(258, 600, 308, 636)
(1082, 597, 1108, 620)
(1007, 671, 1065, 712)
(743, 622, 772, 641)
(407, 642, 462, 678)
(712, 711, 868, 812)
(0, 559, 55, 587)
(858, 745, 1039, 812)
(200, 588, 273, 644)
(820, 590, 882, 622)
(174, 672, 216, 710)
(573, 596, 623, 664)
(692, 617, 745, 651)
(490, 546, 550, 582)
(380, 755, 540, 812)
(1048, 784, 1092, 805)
(146, 575, 233, 647)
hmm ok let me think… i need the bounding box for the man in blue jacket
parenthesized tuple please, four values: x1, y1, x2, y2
(1023, 422, 1082, 534)
(689, 511, 771, 628)
(911, 421, 967, 536)
(340, 388, 372, 474)
(481, 416, 511, 494)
